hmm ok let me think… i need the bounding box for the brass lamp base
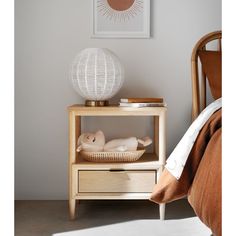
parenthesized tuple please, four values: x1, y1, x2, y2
(85, 100, 109, 107)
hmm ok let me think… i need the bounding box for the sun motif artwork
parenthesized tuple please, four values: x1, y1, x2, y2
(92, 0, 150, 38)
(97, 0, 143, 22)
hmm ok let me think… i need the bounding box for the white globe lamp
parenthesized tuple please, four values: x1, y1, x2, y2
(70, 48, 124, 106)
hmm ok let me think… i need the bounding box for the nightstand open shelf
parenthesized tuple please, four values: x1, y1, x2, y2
(68, 105, 167, 220)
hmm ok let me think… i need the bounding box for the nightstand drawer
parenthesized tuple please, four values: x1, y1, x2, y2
(78, 170, 156, 193)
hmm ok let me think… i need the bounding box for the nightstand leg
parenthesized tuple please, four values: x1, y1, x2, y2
(69, 199, 76, 220)
(159, 203, 165, 220)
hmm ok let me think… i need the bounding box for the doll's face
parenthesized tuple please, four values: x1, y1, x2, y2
(84, 133, 97, 143)
(81, 130, 105, 146)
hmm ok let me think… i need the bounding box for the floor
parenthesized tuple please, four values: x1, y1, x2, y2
(15, 199, 211, 236)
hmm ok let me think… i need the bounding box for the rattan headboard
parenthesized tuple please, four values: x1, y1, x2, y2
(191, 31, 222, 121)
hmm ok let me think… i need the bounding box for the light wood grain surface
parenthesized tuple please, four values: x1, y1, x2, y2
(79, 170, 156, 193)
(68, 105, 167, 116)
(68, 105, 167, 220)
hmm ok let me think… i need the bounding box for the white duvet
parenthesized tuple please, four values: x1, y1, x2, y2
(165, 98, 222, 180)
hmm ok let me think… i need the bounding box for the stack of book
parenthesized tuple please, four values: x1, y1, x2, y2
(119, 98, 166, 108)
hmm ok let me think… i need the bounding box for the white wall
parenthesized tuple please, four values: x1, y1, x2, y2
(15, 0, 221, 199)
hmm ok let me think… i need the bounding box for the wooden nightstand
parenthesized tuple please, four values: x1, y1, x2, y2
(68, 105, 167, 220)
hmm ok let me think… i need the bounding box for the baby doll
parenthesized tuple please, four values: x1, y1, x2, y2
(77, 130, 152, 152)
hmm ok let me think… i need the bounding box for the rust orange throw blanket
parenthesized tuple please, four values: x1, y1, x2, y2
(150, 109, 222, 236)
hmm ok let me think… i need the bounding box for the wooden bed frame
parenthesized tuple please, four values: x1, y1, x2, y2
(191, 31, 222, 120)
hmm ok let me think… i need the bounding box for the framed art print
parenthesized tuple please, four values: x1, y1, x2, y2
(92, 0, 150, 38)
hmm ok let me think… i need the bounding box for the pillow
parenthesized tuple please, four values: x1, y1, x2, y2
(150, 109, 222, 204)
(198, 50, 222, 99)
(188, 128, 221, 236)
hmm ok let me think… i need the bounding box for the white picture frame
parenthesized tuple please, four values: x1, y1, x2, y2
(91, 0, 150, 38)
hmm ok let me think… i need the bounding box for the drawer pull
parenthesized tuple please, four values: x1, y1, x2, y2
(109, 169, 125, 172)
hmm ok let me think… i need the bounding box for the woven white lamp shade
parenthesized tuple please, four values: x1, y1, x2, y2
(70, 48, 124, 106)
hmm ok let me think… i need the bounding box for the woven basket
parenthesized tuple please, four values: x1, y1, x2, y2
(80, 149, 145, 163)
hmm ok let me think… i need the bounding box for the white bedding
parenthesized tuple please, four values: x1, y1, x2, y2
(165, 98, 222, 180)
